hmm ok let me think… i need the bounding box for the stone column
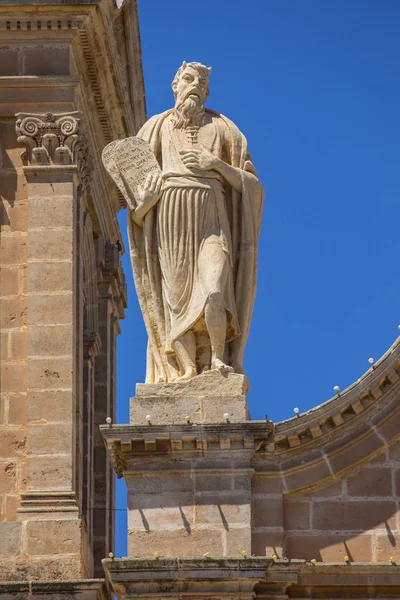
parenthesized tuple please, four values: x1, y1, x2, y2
(16, 112, 87, 580)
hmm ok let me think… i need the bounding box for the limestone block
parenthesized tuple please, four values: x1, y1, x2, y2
(26, 519, 81, 556)
(312, 500, 397, 532)
(0, 429, 26, 458)
(4, 494, 19, 521)
(0, 556, 83, 583)
(285, 532, 373, 562)
(28, 324, 73, 356)
(128, 473, 193, 495)
(252, 497, 283, 529)
(131, 395, 202, 425)
(26, 455, 72, 491)
(129, 503, 194, 530)
(27, 423, 72, 455)
(347, 467, 393, 497)
(225, 527, 251, 555)
(0, 297, 27, 329)
(9, 329, 28, 359)
(29, 229, 73, 261)
(0, 462, 17, 492)
(0, 363, 27, 393)
(28, 262, 72, 294)
(131, 372, 250, 424)
(136, 371, 247, 397)
(0, 522, 22, 557)
(28, 293, 73, 326)
(0, 266, 20, 296)
(194, 499, 250, 526)
(203, 394, 249, 422)
(251, 530, 284, 558)
(29, 195, 73, 229)
(0, 233, 27, 265)
(283, 500, 311, 531)
(0, 48, 19, 77)
(128, 528, 224, 558)
(27, 356, 73, 390)
(27, 390, 72, 424)
(23, 45, 70, 76)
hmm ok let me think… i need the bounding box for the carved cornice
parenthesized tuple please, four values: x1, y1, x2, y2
(101, 422, 274, 478)
(103, 557, 400, 600)
(272, 337, 400, 453)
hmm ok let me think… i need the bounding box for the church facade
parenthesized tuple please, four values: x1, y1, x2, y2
(1, 1, 400, 598)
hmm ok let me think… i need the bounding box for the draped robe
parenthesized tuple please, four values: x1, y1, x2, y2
(127, 109, 264, 383)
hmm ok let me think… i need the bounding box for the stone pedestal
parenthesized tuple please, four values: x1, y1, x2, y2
(130, 370, 250, 425)
(102, 421, 273, 559)
(121, 371, 255, 557)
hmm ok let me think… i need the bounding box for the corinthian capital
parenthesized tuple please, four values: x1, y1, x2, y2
(15, 111, 82, 166)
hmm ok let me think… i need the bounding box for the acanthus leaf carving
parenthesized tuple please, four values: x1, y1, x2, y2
(16, 111, 93, 192)
(16, 111, 82, 165)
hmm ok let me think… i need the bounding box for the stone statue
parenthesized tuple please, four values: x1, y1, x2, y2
(103, 61, 264, 384)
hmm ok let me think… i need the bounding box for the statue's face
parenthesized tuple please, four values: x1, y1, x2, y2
(175, 66, 209, 106)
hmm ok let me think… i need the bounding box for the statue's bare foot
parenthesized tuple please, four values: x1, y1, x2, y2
(176, 367, 197, 381)
(211, 358, 234, 372)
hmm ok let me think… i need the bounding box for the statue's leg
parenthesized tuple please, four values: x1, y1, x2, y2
(173, 330, 197, 381)
(199, 235, 233, 372)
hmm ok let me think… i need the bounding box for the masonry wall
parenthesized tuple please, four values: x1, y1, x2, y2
(0, 0, 146, 583)
(282, 439, 400, 562)
(250, 354, 400, 562)
(0, 118, 29, 554)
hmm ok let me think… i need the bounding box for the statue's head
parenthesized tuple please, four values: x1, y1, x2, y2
(171, 61, 212, 129)
(172, 61, 212, 104)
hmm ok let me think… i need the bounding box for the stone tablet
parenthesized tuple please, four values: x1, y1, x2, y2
(115, 137, 161, 205)
(101, 140, 135, 210)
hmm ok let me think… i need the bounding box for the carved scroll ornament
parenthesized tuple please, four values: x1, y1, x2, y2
(16, 111, 82, 166)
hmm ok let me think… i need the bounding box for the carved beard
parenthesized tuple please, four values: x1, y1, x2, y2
(172, 93, 205, 129)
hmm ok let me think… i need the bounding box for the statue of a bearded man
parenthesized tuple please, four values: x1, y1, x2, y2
(106, 61, 264, 384)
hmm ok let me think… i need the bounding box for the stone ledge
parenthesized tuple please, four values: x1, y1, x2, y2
(103, 557, 400, 599)
(0, 579, 109, 599)
(101, 421, 273, 477)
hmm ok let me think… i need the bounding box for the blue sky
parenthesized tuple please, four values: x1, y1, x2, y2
(115, 0, 400, 556)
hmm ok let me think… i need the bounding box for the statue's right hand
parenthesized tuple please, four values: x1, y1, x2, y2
(132, 172, 163, 227)
(139, 172, 163, 206)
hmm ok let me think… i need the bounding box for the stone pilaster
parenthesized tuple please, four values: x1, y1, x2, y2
(16, 111, 86, 579)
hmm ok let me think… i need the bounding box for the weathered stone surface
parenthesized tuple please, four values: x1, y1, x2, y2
(26, 455, 73, 490)
(0, 522, 22, 557)
(26, 520, 81, 556)
(136, 370, 247, 397)
(0, 462, 17, 493)
(105, 62, 263, 384)
(128, 528, 224, 557)
(131, 392, 249, 424)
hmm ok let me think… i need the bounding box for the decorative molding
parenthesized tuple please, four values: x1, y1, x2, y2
(18, 491, 79, 519)
(273, 338, 400, 453)
(0, 17, 82, 31)
(102, 422, 274, 478)
(16, 111, 94, 194)
(16, 111, 82, 165)
(103, 557, 400, 600)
